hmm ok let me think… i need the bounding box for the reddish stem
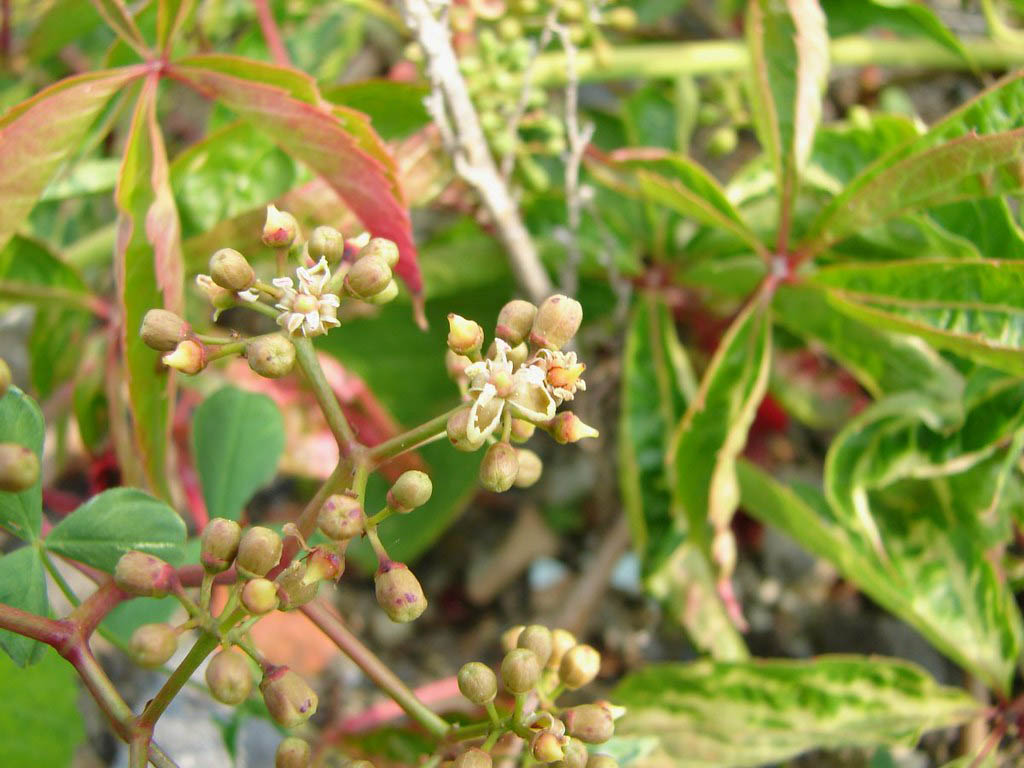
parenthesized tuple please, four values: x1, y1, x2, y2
(253, 0, 292, 67)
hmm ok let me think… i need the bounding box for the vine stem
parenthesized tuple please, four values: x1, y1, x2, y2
(301, 599, 450, 739)
(292, 336, 361, 456)
(369, 406, 463, 466)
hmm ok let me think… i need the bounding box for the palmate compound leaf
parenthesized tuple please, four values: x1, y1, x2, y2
(614, 656, 980, 768)
(0, 387, 44, 541)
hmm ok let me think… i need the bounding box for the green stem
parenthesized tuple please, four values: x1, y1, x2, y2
(199, 573, 214, 613)
(368, 406, 463, 466)
(243, 299, 280, 320)
(365, 507, 394, 528)
(485, 700, 502, 728)
(449, 721, 495, 741)
(292, 336, 360, 454)
(204, 340, 246, 362)
(482, 728, 503, 751)
(41, 549, 80, 607)
(301, 600, 450, 739)
(513, 692, 526, 726)
(365, 526, 390, 565)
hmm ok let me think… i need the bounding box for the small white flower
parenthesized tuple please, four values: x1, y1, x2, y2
(531, 349, 586, 405)
(464, 340, 555, 442)
(274, 258, 341, 337)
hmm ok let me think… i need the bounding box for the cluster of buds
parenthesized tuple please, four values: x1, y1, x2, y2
(451, 625, 621, 768)
(139, 206, 402, 377)
(445, 295, 597, 493)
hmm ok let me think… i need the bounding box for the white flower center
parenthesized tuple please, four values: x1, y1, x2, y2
(294, 294, 318, 314)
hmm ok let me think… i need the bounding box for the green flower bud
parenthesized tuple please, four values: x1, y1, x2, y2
(200, 517, 242, 573)
(510, 419, 536, 443)
(501, 625, 525, 653)
(447, 314, 484, 356)
(445, 350, 472, 381)
(530, 295, 583, 351)
(162, 339, 206, 375)
(274, 561, 320, 611)
(507, 342, 529, 369)
(513, 449, 543, 488)
(387, 470, 433, 513)
(207, 649, 254, 706)
(345, 255, 393, 300)
(604, 6, 636, 29)
(559, 644, 600, 690)
(454, 748, 492, 768)
(501, 648, 541, 694)
(318, 493, 364, 541)
(497, 16, 522, 40)
(242, 577, 280, 615)
(302, 547, 344, 584)
(560, 0, 585, 21)
(708, 125, 738, 157)
(210, 248, 255, 292)
(114, 551, 179, 597)
(0, 443, 39, 493)
(0, 357, 10, 398)
(544, 412, 599, 445)
(564, 704, 613, 744)
(365, 279, 399, 305)
(261, 665, 318, 728)
(130, 623, 178, 668)
(480, 442, 519, 493)
(236, 526, 283, 579)
(549, 628, 576, 670)
(263, 204, 299, 249)
(246, 334, 296, 379)
(532, 731, 565, 763)
(359, 237, 400, 269)
(309, 226, 344, 262)
(350, 762, 377, 768)
(517, 624, 553, 667)
(711, 528, 737, 578)
(585, 756, 618, 768)
(140, 309, 191, 352)
(561, 738, 589, 768)
(457, 661, 497, 705)
(697, 103, 723, 126)
(374, 560, 427, 623)
(275, 736, 311, 768)
(496, 300, 537, 346)
(447, 407, 484, 452)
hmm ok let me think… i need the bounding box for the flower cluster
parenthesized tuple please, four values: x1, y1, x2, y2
(445, 295, 598, 492)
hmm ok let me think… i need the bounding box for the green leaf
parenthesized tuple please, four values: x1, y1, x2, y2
(0, 66, 145, 251)
(810, 259, 1024, 376)
(803, 72, 1024, 254)
(746, 0, 829, 236)
(192, 387, 285, 522)
(614, 656, 980, 768)
(669, 288, 773, 544)
(71, 336, 110, 455)
(156, 0, 193, 52)
(0, 387, 44, 541)
(927, 197, 1024, 260)
(0, 647, 84, 764)
(0, 547, 49, 666)
(822, 0, 969, 64)
(619, 294, 745, 660)
(738, 458, 1024, 694)
(320, 80, 430, 141)
(46, 488, 186, 572)
(115, 76, 182, 498)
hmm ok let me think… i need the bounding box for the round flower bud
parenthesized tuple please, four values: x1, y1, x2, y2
(200, 517, 242, 574)
(711, 528, 737, 578)
(564, 704, 613, 744)
(501, 625, 525, 653)
(0, 357, 10, 398)
(140, 309, 191, 352)
(359, 237, 400, 269)
(480, 442, 519, 493)
(246, 334, 295, 379)
(130, 623, 178, 668)
(604, 5, 636, 29)
(544, 412, 599, 445)
(263, 205, 299, 248)
(453, 748, 492, 768)
(517, 625, 553, 667)
(501, 648, 541, 694)
(387, 470, 433, 513)
(513, 449, 543, 488)
(510, 418, 535, 443)
(275, 736, 311, 768)
(445, 350, 472, 381)
(260, 665, 318, 728)
(345, 255, 392, 299)
(561, 738, 589, 768)
(210, 248, 255, 292)
(365, 279, 399, 305)
(457, 661, 497, 705)
(274, 561, 320, 611)
(162, 339, 206, 375)
(586, 756, 617, 768)
(548, 628, 576, 670)
(114, 551, 178, 597)
(309, 226, 344, 261)
(302, 547, 344, 584)
(559, 644, 600, 690)
(496, 300, 537, 346)
(236, 526, 283, 579)
(374, 560, 427, 623)
(0, 443, 39, 493)
(708, 125, 738, 157)
(447, 407, 484, 452)
(532, 731, 565, 763)
(318, 493, 364, 541)
(447, 314, 484, 356)
(242, 578, 280, 615)
(207, 649, 254, 706)
(350, 762, 376, 768)
(530, 295, 583, 351)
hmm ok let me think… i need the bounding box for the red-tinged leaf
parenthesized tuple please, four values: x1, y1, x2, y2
(114, 75, 183, 499)
(168, 55, 423, 297)
(157, 0, 194, 52)
(89, 0, 151, 59)
(0, 66, 146, 252)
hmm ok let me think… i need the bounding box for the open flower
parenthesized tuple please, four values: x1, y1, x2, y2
(273, 258, 341, 337)
(464, 340, 555, 442)
(531, 349, 586, 405)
